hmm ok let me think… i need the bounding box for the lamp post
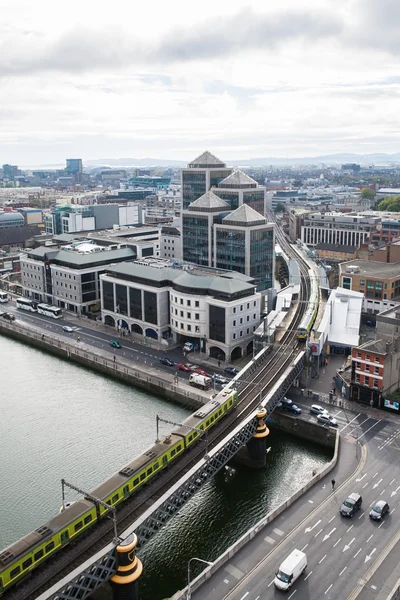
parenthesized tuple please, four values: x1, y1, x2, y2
(187, 557, 213, 600)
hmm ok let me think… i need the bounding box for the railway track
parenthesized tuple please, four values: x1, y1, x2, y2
(8, 221, 313, 600)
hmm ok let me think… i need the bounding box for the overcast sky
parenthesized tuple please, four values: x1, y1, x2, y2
(1, 0, 400, 165)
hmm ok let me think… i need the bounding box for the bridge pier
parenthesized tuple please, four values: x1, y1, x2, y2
(235, 408, 270, 469)
(110, 533, 143, 600)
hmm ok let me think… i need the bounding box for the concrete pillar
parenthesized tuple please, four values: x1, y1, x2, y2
(110, 533, 143, 600)
(244, 408, 270, 468)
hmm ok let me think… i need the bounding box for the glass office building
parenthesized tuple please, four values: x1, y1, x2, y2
(181, 151, 232, 210)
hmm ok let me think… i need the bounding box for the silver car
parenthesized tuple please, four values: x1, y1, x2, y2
(317, 413, 338, 427)
(310, 404, 326, 415)
(369, 500, 390, 521)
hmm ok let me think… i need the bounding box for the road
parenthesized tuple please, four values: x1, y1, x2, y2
(192, 399, 400, 600)
(1, 302, 227, 386)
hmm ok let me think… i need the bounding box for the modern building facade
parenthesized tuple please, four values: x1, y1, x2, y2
(43, 204, 144, 235)
(65, 159, 83, 174)
(100, 258, 261, 361)
(339, 260, 400, 302)
(0, 211, 25, 228)
(212, 170, 266, 215)
(301, 212, 379, 247)
(20, 241, 136, 314)
(181, 151, 232, 210)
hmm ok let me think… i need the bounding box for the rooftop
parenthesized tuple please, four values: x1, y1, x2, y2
(188, 151, 226, 169)
(315, 243, 357, 253)
(222, 204, 266, 225)
(188, 190, 230, 211)
(357, 339, 388, 355)
(340, 259, 400, 279)
(218, 169, 258, 189)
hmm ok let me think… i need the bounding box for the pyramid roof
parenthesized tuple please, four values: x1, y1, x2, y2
(219, 169, 258, 188)
(189, 151, 226, 168)
(222, 203, 266, 225)
(189, 190, 230, 210)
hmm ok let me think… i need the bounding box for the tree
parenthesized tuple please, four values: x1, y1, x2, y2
(378, 195, 400, 212)
(360, 187, 375, 200)
(274, 202, 286, 213)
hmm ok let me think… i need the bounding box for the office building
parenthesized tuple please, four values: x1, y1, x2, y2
(339, 259, 400, 313)
(65, 159, 83, 174)
(100, 258, 261, 361)
(301, 212, 379, 247)
(43, 204, 144, 235)
(181, 151, 232, 210)
(371, 218, 400, 244)
(21, 241, 136, 314)
(2, 164, 21, 179)
(212, 170, 266, 215)
(0, 211, 25, 228)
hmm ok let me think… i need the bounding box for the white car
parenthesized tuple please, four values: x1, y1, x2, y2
(62, 325, 74, 333)
(317, 413, 338, 427)
(310, 404, 327, 415)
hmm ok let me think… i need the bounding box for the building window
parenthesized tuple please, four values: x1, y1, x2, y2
(180, 311, 183, 317)
(195, 313, 200, 320)
(365, 365, 370, 372)
(366, 355, 370, 361)
(233, 333, 236, 339)
(374, 357, 380, 363)
(187, 300, 191, 307)
(359, 279, 365, 286)
(357, 353, 361, 359)
(195, 300, 199, 307)
(180, 298, 183, 305)
(187, 312, 191, 319)
(187, 325, 191, 331)
(355, 374, 360, 383)
(356, 362, 361, 369)
(373, 379, 379, 388)
(233, 307, 236, 313)
(374, 367, 380, 374)
(233, 320, 236, 326)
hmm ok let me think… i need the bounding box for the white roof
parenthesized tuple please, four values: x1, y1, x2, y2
(326, 287, 363, 347)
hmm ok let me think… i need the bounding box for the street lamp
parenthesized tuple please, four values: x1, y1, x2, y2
(186, 557, 213, 600)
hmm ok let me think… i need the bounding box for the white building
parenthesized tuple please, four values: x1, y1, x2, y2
(301, 212, 379, 247)
(100, 258, 261, 362)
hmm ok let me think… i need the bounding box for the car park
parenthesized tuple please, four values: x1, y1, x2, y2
(317, 413, 338, 427)
(340, 493, 362, 517)
(109, 339, 122, 348)
(177, 363, 191, 372)
(159, 357, 175, 367)
(310, 404, 326, 415)
(369, 500, 390, 521)
(224, 366, 239, 376)
(62, 325, 74, 333)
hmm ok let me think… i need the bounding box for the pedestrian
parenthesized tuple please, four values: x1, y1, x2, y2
(331, 479, 336, 491)
(113, 355, 116, 362)
(218, 360, 221, 368)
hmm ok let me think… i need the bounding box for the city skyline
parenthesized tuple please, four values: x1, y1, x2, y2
(2, 0, 400, 164)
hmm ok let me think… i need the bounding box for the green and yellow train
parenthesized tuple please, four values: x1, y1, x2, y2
(0, 389, 238, 595)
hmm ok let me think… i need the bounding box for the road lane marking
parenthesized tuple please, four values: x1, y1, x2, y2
(372, 472, 379, 479)
(323, 528, 336, 541)
(288, 591, 297, 599)
(273, 528, 285, 536)
(305, 519, 321, 533)
(343, 537, 355, 552)
(356, 474, 366, 482)
(325, 584, 333, 594)
(363, 482, 368, 488)
(268, 579, 274, 587)
(389, 478, 395, 485)
(304, 571, 313, 581)
(390, 507, 396, 514)
(300, 544, 308, 552)
(347, 525, 354, 532)
(367, 534, 374, 542)
(319, 555, 327, 564)
(328, 515, 336, 523)
(264, 536, 275, 545)
(358, 512, 364, 519)
(348, 417, 373, 435)
(239, 593, 249, 600)
(339, 566, 347, 576)
(333, 537, 342, 548)
(354, 549, 362, 558)
(315, 528, 323, 538)
(365, 548, 377, 562)
(340, 414, 362, 432)
(373, 478, 383, 489)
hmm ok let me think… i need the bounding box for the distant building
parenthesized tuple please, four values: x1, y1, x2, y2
(339, 259, 400, 313)
(2, 164, 21, 179)
(19, 208, 43, 226)
(341, 163, 360, 173)
(43, 204, 144, 235)
(160, 226, 182, 260)
(368, 240, 400, 264)
(288, 208, 311, 242)
(0, 211, 25, 228)
(301, 212, 379, 248)
(370, 218, 400, 244)
(376, 188, 400, 200)
(314, 243, 357, 263)
(100, 258, 261, 361)
(127, 176, 171, 190)
(181, 151, 232, 210)
(65, 159, 83, 174)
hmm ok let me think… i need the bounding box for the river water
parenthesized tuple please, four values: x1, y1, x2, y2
(0, 335, 331, 600)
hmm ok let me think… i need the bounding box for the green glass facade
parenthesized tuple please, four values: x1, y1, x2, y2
(215, 229, 246, 273)
(243, 190, 265, 215)
(215, 191, 240, 210)
(182, 214, 210, 265)
(250, 229, 274, 291)
(182, 172, 207, 210)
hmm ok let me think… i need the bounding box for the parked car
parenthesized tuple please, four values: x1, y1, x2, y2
(187, 364, 199, 371)
(194, 367, 208, 377)
(310, 404, 327, 415)
(317, 413, 338, 427)
(177, 362, 191, 372)
(0, 312, 15, 322)
(159, 357, 175, 367)
(109, 339, 122, 348)
(340, 493, 362, 517)
(369, 500, 390, 521)
(281, 397, 293, 409)
(62, 325, 74, 333)
(224, 366, 239, 376)
(286, 404, 302, 415)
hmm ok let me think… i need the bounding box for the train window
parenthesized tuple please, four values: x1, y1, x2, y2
(200, 425, 204, 431)
(22, 558, 32, 570)
(210, 416, 214, 422)
(171, 449, 176, 457)
(106, 500, 111, 506)
(147, 467, 153, 476)
(123, 485, 129, 495)
(188, 435, 193, 442)
(34, 549, 44, 561)
(177, 444, 182, 451)
(84, 515, 92, 525)
(224, 405, 227, 412)
(133, 478, 139, 486)
(154, 462, 159, 470)
(45, 542, 55, 553)
(10, 566, 20, 579)
(219, 409, 222, 415)
(206, 420, 210, 426)
(140, 473, 146, 481)
(229, 400, 233, 406)
(74, 521, 83, 532)
(112, 494, 119, 503)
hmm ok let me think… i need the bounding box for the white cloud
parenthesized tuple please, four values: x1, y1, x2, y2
(1, 0, 399, 164)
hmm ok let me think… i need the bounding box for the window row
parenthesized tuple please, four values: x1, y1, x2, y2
(171, 308, 200, 320)
(171, 320, 200, 333)
(171, 296, 200, 308)
(232, 326, 256, 339)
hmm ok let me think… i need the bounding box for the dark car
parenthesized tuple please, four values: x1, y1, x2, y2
(281, 397, 293, 409)
(286, 404, 302, 415)
(369, 500, 390, 521)
(159, 357, 175, 367)
(224, 366, 239, 376)
(1, 312, 15, 322)
(177, 362, 191, 372)
(109, 339, 121, 348)
(340, 493, 362, 517)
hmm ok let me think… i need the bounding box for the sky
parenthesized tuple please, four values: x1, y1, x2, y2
(1, 0, 400, 165)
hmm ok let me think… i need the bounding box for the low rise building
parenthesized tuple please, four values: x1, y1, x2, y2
(301, 212, 379, 248)
(315, 243, 357, 263)
(350, 338, 400, 410)
(288, 208, 312, 242)
(339, 260, 400, 314)
(21, 241, 136, 314)
(43, 203, 144, 235)
(100, 258, 261, 362)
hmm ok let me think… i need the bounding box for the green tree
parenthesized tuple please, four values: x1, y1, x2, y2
(360, 187, 375, 200)
(378, 195, 400, 212)
(274, 202, 286, 213)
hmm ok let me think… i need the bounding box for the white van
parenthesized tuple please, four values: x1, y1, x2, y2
(274, 549, 307, 591)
